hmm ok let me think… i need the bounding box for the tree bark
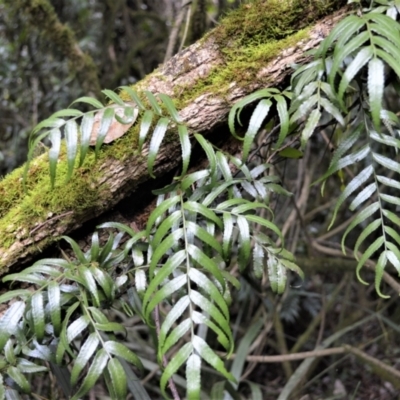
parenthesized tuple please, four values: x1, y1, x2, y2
(0, 0, 348, 275)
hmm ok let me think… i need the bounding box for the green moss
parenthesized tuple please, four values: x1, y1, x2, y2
(172, 0, 345, 108)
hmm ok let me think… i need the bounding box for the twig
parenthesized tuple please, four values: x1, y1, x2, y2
(244, 347, 346, 362)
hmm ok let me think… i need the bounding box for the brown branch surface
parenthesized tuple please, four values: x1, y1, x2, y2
(0, 1, 348, 274)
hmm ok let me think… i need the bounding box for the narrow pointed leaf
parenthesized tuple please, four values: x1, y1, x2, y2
(188, 268, 229, 319)
(368, 57, 385, 130)
(330, 165, 374, 229)
(144, 91, 162, 115)
(71, 96, 103, 109)
(48, 128, 61, 187)
(95, 107, 114, 154)
(373, 152, 400, 173)
(184, 202, 222, 229)
(375, 251, 390, 299)
(356, 236, 384, 284)
(301, 108, 321, 149)
(178, 124, 191, 175)
(338, 46, 373, 101)
(159, 93, 182, 123)
(146, 195, 180, 235)
(145, 275, 187, 317)
(7, 366, 30, 394)
(70, 333, 100, 386)
(274, 95, 289, 148)
(67, 315, 90, 343)
(186, 354, 201, 400)
(159, 295, 190, 350)
(160, 319, 192, 357)
(243, 99, 272, 162)
(104, 341, 143, 372)
(71, 349, 108, 400)
(160, 342, 193, 399)
(192, 335, 235, 381)
(79, 112, 94, 166)
(187, 244, 224, 287)
(119, 86, 145, 110)
(107, 358, 127, 400)
(354, 219, 381, 256)
(148, 117, 169, 177)
(65, 120, 78, 182)
(0, 302, 25, 351)
(349, 182, 377, 211)
(102, 89, 125, 106)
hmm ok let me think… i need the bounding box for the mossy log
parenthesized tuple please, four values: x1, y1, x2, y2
(0, 0, 348, 275)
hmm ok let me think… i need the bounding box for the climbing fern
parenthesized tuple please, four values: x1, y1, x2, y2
(1, 0, 400, 398)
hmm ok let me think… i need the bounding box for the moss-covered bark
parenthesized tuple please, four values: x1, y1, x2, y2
(0, 0, 348, 274)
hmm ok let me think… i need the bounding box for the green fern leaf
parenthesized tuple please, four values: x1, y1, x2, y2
(302, 108, 321, 148)
(228, 88, 274, 138)
(64, 120, 79, 182)
(160, 342, 193, 399)
(186, 354, 201, 400)
(184, 201, 223, 228)
(66, 315, 90, 344)
(290, 94, 319, 123)
(160, 318, 191, 357)
(375, 251, 390, 298)
(373, 152, 400, 173)
(143, 274, 187, 320)
(107, 358, 127, 400)
(178, 125, 191, 176)
(192, 335, 235, 381)
(103, 341, 143, 372)
(79, 112, 95, 166)
(195, 134, 217, 178)
(146, 195, 180, 235)
(48, 128, 61, 188)
(149, 230, 184, 276)
(274, 95, 290, 148)
(267, 257, 286, 294)
(148, 117, 170, 178)
(317, 15, 365, 57)
(95, 107, 114, 155)
(138, 110, 154, 152)
(159, 93, 182, 124)
(158, 296, 190, 351)
(119, 86, 145, 110)
(376, 175, 400, 189)
(144, 91, 163, 115)
(71, 348, 108, 400)
(338, 46, 373, 102)
(349, 182, 377, 211)
(7, 366, 31, 394)
(385, 225, 400, 247)
(0, 302, 25, 351)
(71, 96, 103, 109)
(48, 282, 61, 336)
(330, 165, 374, 229)
(188, 268, 229, 319)
(329, 31, 370, 87)
(376, 49, 400, 81)
(187, 244, 225, 287)
(320, 98, 345, 126)
(368, 57, 385, 130)
(242, 99, 272, 162)
(31, 293, 45, 342)
(102, 89, 125, 107)
(356, 236, 384, 284)
(70, 333, 100, 386)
